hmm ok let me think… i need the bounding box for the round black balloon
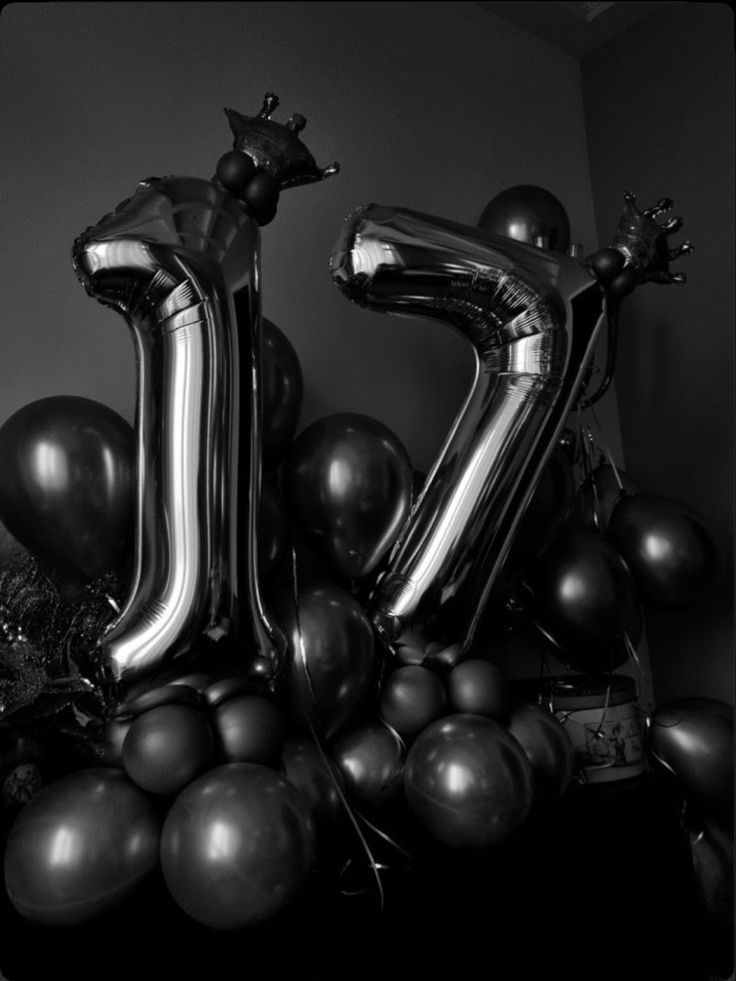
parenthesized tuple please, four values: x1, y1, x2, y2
(0, 396, 134, 579)
(575, 463, 641, 533)
(282, 412, 413, 581)
(271, 583, 377, 738)
(607, 494, 718, 607)
(215, 150, 257, 195)
(650, 697, 733, 828)
(262, 318, 303, 467)
(403, 714, 533, 849)
(4, 768, 160, 926)
(160, 763, 315, 929)
(528, 527, 641, 671)
(478, 185, 571, 253)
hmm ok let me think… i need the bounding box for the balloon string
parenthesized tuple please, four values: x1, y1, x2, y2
(287, 542, 388, 911)
(587, 403, 626, 493)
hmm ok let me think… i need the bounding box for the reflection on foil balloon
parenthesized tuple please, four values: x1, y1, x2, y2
(478, 185, 571, 252)
(330, 205, 607, 650)
(72, 94, 338, 693)
(72, 177, 282, 690)
(283, 413, 414, 582)
(379, 665, 447, 739)
(0, 396, 134, 580)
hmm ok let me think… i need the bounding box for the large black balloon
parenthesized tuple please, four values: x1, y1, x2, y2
(527, 527, 641, 671)
(282, 412, 413, 581)
(649, 697, 734, 829)
(478, 185, 571, 253)
(262, 318, 303, 467)
(3, 768, 160, 926)
(607, 494, 718, 608)
(403, 714, 534, 849)
(160, 763, 315, 929)
(0, 396, 134, 579)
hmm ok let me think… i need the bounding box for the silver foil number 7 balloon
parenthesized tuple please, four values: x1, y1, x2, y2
(330, 205, 607, 652)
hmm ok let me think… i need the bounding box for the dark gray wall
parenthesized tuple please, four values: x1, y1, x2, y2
(0, 1, 618, 475)
(582, 2, 735, 704)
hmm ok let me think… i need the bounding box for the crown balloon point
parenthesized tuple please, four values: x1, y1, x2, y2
(222, 92, 340, 191)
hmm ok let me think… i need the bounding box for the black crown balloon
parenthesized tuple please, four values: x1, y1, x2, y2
(73, 93, 338, 697)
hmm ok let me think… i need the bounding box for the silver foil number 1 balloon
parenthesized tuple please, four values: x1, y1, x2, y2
(73, 94, 337, 693)
(73, 177, 277, 690)
(330, 205, 607, 652)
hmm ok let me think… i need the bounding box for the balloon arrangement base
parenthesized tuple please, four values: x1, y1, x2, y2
(0, 771, 718, 981)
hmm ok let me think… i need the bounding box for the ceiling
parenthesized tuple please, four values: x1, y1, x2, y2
(475, 1, 670, 58)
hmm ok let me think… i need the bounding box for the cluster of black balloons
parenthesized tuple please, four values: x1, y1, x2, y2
(502, 449, 719, 675)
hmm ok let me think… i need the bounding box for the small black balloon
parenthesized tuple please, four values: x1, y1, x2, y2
(478, 185, 571, 253)
(608, 267, 639, 299)
(589, 247, 626, 283)
(215, 151, 257, 195)
(243, 172, 280, 225)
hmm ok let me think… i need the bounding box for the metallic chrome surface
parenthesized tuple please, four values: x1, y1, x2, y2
(330, 205, 606, 651)
(73, 176, 284, 688)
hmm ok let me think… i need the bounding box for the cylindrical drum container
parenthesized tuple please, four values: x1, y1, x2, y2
(549, 675, 646, 784)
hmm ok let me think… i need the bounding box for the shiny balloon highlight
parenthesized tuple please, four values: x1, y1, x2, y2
(283, 412, 414, 582)
(4, 768, 160, 925)
(160, 763, 315, 929)
(0, 396, 134, 580)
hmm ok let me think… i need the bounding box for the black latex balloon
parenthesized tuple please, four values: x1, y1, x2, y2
(508, 703, 576, 809)
(607, 494, 718, 608)
(271, 583, 377, 739)
(527, 527, 640, 671)
(282, 413, 413, 581)
(0, 396, 134, 580)
(3, 768, 159, 926)
(478, 185, 571, 252)
(262, 318, 303, 466)
(650, 697, 734, 829)
(403, 714, 533, 849)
